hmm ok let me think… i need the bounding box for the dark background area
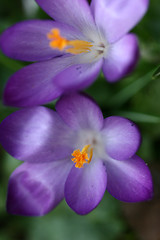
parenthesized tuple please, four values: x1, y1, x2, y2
(0, 0, 160, 239)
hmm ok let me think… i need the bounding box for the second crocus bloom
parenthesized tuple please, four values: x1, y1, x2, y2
(0, 93, 153, 216)
(0, 0, 149, 107)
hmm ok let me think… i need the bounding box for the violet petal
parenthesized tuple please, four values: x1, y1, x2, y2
(54, 59, 102, 90)
(0, 107, 76, 162)
(91, 0, 149, 43)
(0, 20, 84, 62)
(103, 34, 139, 82)
(7, 160, 72, 216)
(65, 159, 107, 215)
(3, 55, 79, 107)
(56, 93, 104, 130)
(101, 116, 141, 160)
(105, 155, 153, 202)
(36, 0, 96, 34)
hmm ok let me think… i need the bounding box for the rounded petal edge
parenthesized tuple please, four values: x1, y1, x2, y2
(103, 34, 139, 83)
(7, 160, 72, 216)
(105, 155, 153, 202)
(65, 159, 107, 215)
(56, 92, 104, 130)
(101, 116, 141, 160)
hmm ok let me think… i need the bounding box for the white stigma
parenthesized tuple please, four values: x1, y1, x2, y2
(78, 28, 109, 64)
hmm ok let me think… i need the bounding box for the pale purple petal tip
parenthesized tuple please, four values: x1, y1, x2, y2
(56, 93, 104, 130)
(91, 0, 149, 43)
(103, 34, 139, 82)
(105, 155, 153, 202)
(101, 116, 141, 160)
(65, 160, 107, 215)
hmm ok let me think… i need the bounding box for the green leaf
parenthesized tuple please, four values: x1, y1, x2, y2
(152, 65, 160, 80)
(107, 71, 153, 108)
(112, 111, 160, 123)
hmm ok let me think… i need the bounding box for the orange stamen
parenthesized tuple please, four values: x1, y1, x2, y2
(47, 29, 68, 51)
(47, 28, 93, 54)
(71, 145, 93, 168)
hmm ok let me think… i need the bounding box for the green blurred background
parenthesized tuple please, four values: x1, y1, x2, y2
(0, 1, 160, 239)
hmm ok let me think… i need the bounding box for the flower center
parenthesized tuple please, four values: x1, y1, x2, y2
(47, 29, 93, 54)
(71, 144, 93, 168)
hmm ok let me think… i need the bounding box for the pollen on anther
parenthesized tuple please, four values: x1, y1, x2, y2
(47, 29, 68, 51)
(71, 144, 93, 168)
(47, 28, 93, 54)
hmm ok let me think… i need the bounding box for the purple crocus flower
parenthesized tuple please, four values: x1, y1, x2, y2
(0, 0, 149, 107)
(0, 93, 153, 216)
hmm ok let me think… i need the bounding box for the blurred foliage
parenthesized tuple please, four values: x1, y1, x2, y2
(0, 0, 160, 240)
(152, 65, 160, 80)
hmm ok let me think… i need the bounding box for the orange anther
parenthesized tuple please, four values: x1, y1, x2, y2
(47, 29, 68, 51)
(47, 28, 93, 54)
(71, 145, 93, 168)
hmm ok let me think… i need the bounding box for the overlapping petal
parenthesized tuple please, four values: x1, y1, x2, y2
(101, 116, 141, 160)
(102, 34, 139, 82)
(3, 55, 102, 107)
(0, 107, 76, 162)
(7, 160, 72, 216)
(91, 0, 149, 43)
(65, 159, 107, 215)
(54, 59, 102, 90)
(56, 93, 104, 130)
(0, 20, 84, 61)
(105, 155, 153, 202)
(36, 0, 96, 35)
(3, 56, 75, 107)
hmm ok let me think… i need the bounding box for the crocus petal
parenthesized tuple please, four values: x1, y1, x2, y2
(36, 0, 96, 35)
(7, 160, 72, 216)
(91, 0, 149, 43)
(0, 20, 84, 61)
(102, 34, 139, 82)
(0, 107, 76, 162)
(3, 55, 78, 107)
(105, 155, 153, 202)
(65, 159, 107, 215)
(56, 93, 104, 130)
(54, 59, 102, 90)
(101, 116, 141, 161)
